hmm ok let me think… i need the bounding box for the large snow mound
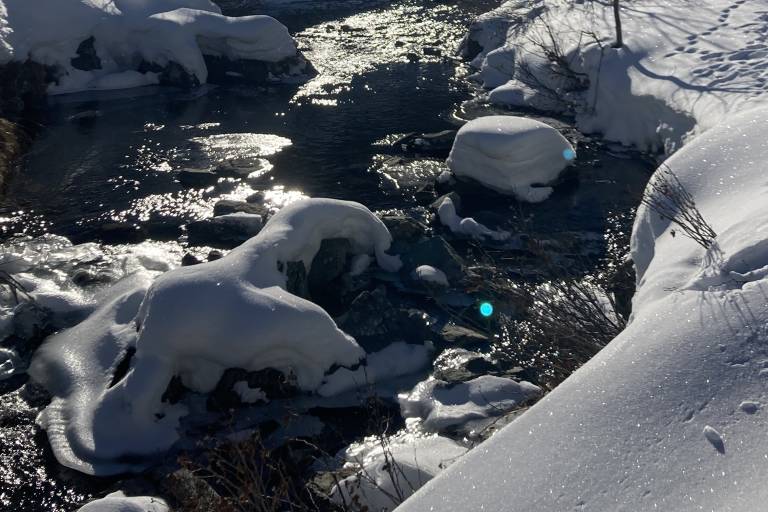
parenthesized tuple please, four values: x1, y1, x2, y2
(399, 106, 768, 511)
(30, 198, 401, 475)
(465, 0, 768, 152)
(0, 0, 297, 93)
(446, 115, 575, 202)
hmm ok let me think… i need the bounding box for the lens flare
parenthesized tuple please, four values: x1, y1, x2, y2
(563, 148, 576, 161)
(479, 302, 494, 317)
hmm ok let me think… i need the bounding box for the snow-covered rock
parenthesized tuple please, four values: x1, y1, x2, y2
(410, 265, 449, 287)
(446, 116, 575, 202)
(0, 0, 299, 94)
(30, 198, 401, 475)
(331, 433, 467, 512)
(398, 106, 768, 512)
(77, 491, 168, 512)
(399, 375, 541, 434)
(434, 195, 510, 241)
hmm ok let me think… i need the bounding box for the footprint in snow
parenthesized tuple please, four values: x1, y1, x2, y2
(740, 401, 759, 414)
(703, 425, 725, 453)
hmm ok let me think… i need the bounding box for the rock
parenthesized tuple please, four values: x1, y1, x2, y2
(394, 130, 457, 157)
(285, 261, 309, 299)
(186, 213, 263, 248)
(139, 60, 199, 89)
(406, 52, 420, 63)
(161, 469, 228, 512)
(381, 215, 428, 244)
(71, 37, 101, 71)
(213, 199, 268, 217)
(400, 236, 465, 282)
(337, 287, 433, 352)
(438, 324, 490, 348)
(207, 250, 224, 261)
(177, 168, 218, 187)
(207, 367, 298, 411)
(431, 192, 461, 213)
(181, 253, 202, 266)
(308, 238, 351, 297)
(423, 46, 442, 56)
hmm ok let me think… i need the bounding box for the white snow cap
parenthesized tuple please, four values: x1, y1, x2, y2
(397, 107, 768, 512)
(411, 265, 449, 287)
(446, 116, 575, 202)
(77, 491, 168, 512)
(1, 0, 297, 94)
(435, 195, 510, 241)
(31, 198, 401, 475)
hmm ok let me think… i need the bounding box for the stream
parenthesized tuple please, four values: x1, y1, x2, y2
(0, 0, 656, 510)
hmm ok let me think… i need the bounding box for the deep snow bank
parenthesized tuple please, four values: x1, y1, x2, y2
(0, 0, 299, 93)
(446, 115, 575, 202)
(398, 106, 768, 510)
(464, 0, 768, 152)
(30, 198, 401, 475)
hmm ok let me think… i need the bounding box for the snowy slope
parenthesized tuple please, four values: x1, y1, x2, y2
(466, 0, 768, 151)
(0, 0, 297, 93)
(397, 106, 768, 511)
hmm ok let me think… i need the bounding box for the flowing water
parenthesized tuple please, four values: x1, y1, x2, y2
(0, 0, 656, 509)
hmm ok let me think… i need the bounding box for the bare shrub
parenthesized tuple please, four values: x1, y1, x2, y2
(641, 165, 717, 249)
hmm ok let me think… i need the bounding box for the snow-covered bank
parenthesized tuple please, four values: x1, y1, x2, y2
(398, 106, 768, 511)
(0, 0, 303, 94)
(464, 0, 768, 151)
(30, 198, 402, 475)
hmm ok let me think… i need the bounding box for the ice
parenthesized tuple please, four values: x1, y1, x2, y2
(446, 116, 575, 202)
(435, 195, 510, 241)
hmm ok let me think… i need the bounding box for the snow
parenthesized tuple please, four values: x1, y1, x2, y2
(446, 115, 575, 202)
(318, 341, 431, 397)
(77, 491, 168, 512)
(411, 265, 449, 287)
(398, 106, 768, 512)
(30, 198, 401, 475)
(435, 195, 510, 241)
(233, 381, 268, 404)
(1, 0, 297, 94)
(331, 433, 467, 512)
(465, 0, 768, 152)
(398, 375, 541, 434)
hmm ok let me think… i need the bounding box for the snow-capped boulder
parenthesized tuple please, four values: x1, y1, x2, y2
(446, 116, 575, 202)
(1, 0, 303, 94)
(30, 198, 401, 475)
(411, 264, 449, 287)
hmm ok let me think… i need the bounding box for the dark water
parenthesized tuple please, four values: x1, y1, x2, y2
(0, 0, 656, 510)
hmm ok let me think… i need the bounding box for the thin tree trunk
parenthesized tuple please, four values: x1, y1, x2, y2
(613, 0, 623, 48)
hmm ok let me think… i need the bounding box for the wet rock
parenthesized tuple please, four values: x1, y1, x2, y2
(438, 323, 489, 349)
(395, 130, 456, 157)
(71, 37, 101, 71)
(204, 54, 268, 84)
(181, 253, 202, 267)
(186, 213, 263, 248)
(207, 250, 224, 261)
(207, 367, 298, 411)
(71, 268, 114, 287)
(177, 168, 218, 187)
(406, 52, 420, 63)
(400, 236, 465, 282)
(213, 199, 268, 217)
(161, 376, 189, 405)
(423, 46, 442, 56)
